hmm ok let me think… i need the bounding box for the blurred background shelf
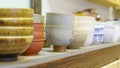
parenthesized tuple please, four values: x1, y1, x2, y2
(88, 0, 120, 7)
(0, 42, 120, 68)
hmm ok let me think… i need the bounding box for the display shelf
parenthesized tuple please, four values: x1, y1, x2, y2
(0, 42, 120, 68)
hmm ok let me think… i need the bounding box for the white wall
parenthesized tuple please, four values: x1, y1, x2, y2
(42, 0, 109, 20)
(0, 0, 30, 8)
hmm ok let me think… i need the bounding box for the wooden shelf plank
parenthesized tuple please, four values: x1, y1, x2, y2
(29, 45, 120, 68)
(0, 43, 119, 68)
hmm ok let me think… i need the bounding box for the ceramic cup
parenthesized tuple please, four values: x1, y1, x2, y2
(104, 21, 120, 42)
(46, 13, 74, 52)
(103, 23, 114, 43)
(22, 39, 44, 56)
(92, 22, 104, 44)
(68, 16, 95, 49)
(22, 14, 45, 56)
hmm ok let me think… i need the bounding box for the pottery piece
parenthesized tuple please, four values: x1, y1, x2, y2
(0, 8, 34, 18)
(32, 23, 44, 29)
(68, 33, 88, 49)
(46, 13, 74, 26)
(0, 27, 33, 36)
(93, 34, 104, 44)
(104, 21, 120, 42)
(46, 13, 74, 52)
(0, 18, 33, 26)
(112, 25, 120, 42)
(22, 14, 45, 56)
(33, 29, 44, 39)
(103, 23, 114, 43)
(74, 16, 95, 32)
(33, 14, 44, 23)
(22, 39, 44, 56)
(0, 8, 33, 61)
(92, 23, 104, 44)
(68, 16, 95, 49)
(0, 36, 33, 61)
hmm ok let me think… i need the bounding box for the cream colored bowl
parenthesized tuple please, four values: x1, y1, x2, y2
(74, 28, 94, 34)
(0, 27, 33, 36)
(74, 16, 95, 29)
(68, 30, 94, 49)
(0, 36, 33, 54)
(0, 18, 33, 26)
(0, 8, 34, 18)
(74, 22, 94, 28)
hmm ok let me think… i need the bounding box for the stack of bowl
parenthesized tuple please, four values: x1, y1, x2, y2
(68, 16, 95, 49)
(23, 14, 45, 56)
(0, 8, 34, 61)
(46, 13, 74, 52)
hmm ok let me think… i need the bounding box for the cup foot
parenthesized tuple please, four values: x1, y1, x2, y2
(54, 46, 66, 52)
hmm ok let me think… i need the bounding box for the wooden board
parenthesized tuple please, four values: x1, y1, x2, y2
(29, 45, 120, 68)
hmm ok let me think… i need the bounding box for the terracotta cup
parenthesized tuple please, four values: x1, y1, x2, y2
(22, 14, 45, 56)
(22, 39, 44, 56)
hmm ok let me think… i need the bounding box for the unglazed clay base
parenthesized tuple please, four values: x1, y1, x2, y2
(54, 46, 66, 52)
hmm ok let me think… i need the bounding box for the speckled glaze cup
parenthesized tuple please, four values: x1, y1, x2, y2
(46, 13, 74, 52)
(22, 14, 45, 56)
(0, 8, 34, 61)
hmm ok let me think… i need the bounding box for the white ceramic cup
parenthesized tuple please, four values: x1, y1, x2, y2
(45, 13, 74, 51)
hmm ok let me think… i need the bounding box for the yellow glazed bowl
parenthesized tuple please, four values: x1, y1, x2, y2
(0, 27, 33, 36)
(0, 36, 33, 61)
(0, 36, 33, 54)
(0, 8, 34, 18)
(0, 18, 33, 26)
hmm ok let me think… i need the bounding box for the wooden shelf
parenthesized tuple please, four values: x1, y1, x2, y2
(0, 43, 120, 68)
(88, 0, 120, 7)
